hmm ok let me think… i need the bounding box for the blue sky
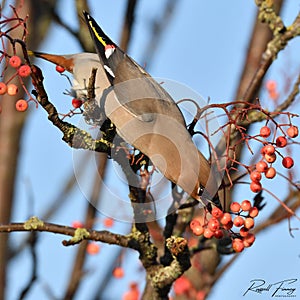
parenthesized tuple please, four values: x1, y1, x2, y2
(8, 1, 300, 299)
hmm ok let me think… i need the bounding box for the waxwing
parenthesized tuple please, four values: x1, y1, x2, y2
(30, 12, 221, 207)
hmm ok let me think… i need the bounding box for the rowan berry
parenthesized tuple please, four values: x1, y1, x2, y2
(222, 220, 233, 230)
(249, 206, 259, 218)
(282, 157, 294, 169)
(263, 144, 275, 155)
(230, 202, 241, 213)
(203, 228, 214, 238)
(232, 238, 244, 252)
(72, 98, 83, 108)
(0, 82, 7, 95)
(241, 200, 252, 211)
(287, 126, 298, 138)
(208, 218, 220, 232)
(174, 276, 191, 295)
(18, 65, 31, 77)
(72, 221, 84, 228)
(250, 171, 262, 182)
(214, 229, 224, 239)
(9, 55, 21, 68)
(56, 65, 65, 73)
(243, 233, 256, 247)
(260, 126, 271, 138)
(266, 80, 277, 91)
(7, 83, 18, 95)
(113, 267, 124, 278)
(103, 217, 114, 228)
(239, 227, 249, 237)
(190, 219, 201, 230)
(211, 207, 223, 218)
(255, 161, 268, 172)
(265, 167, 276, 179)
(250, 181, 262, 193)
(276, 136, 287, 148)
(264, 153, 276, 163)
(244, 217, 255, 229)
(233, 216, 244, 227)
(192, 225, 204, 236)
(220, 213, 232, 225)
(86, 242, 100, 255)
(15, 99, 28, 112)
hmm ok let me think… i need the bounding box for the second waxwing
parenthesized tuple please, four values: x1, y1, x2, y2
(30, 13, 222, 207)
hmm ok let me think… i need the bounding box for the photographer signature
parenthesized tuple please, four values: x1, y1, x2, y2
(243, 278, 297, 297)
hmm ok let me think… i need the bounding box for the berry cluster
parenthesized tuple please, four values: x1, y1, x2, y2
(190, 200, 258, 252)
(249, 125, 298, 193)
(0, 55, 32, 112)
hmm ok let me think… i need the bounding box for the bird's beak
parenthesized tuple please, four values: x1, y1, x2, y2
(28, 50, 74, 72)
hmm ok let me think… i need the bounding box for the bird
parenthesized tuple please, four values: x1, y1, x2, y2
(29, 13, 221, 207)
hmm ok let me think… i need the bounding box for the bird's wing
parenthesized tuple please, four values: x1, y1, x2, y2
(83, 11, 220, 204)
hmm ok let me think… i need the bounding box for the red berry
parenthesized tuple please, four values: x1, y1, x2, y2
(7, 83, 18, 95)
(276, 136, 287, 148)
(208, 218, 220, 232)
(113, 267, 124, 278)
(192, 225, 204, 236)
(233, 216, 244, 227)
(250, 181, 262, 193)
(9, 55, 22, 68)
(282, 157, 294, 169)
(220, 213, 232, 225)
(18, 65, 31, 77)
(190, 219, 201, 230)
(72, 98, 83, 108)
(266, 80, 277, 91)
(244, 217, 255, 229)
(56, 65, 65, 73)
(264, 153, 276, 163)
(86, 242, 100, 255)
(243, 233, 256, 247)
(263, 144, 275, 155)
(265, 167, 276, 179)
(249, 207, 259, 218)
(287, 126, 298, 138)
(232, 238, 244, 252)
(0, 82, 7, 95)
(103, 217, 114, 228)
(230, 202, 241, 213)
(211, 207, 223, 218)
(203, 228, 214, 238)
(255, 161, 268, 172)
(250, 171, 261, 182)
(260, 126, 271, 138)
(15, 99, 28, 112)
(239, 227, 249, 237)
(72, 221, 84, 228)
(214, 229, 224, 239)
(174, 276, 191, 295)
(222, 220, 233, 230)
(241, 200, 252, 211)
